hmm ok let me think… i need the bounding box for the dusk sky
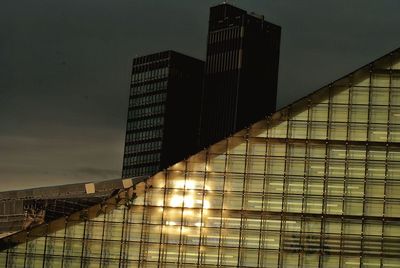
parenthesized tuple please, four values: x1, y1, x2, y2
(1, 0, 400, 191)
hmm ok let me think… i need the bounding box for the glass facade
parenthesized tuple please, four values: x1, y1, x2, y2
(1, 52, 400, 267)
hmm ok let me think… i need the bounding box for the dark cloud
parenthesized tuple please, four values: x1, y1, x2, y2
(1, 0, 400, 190)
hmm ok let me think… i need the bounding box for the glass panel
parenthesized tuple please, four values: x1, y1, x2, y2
(391, 88, 400, 106)
(350, 106, 368, 123)
(289, 121, 307, 139)
(331, 105, 348, 122)
(370, 106, 388, 124)
(372, 73, 390, 88)
(309, 122, 328, 139)
(268, 121, 288, 138)
(329, 123, 347, 141)
(351, 87, 369, 105)
(349, 124, 367, 141)
(310, 104, 328, 122)
(331, 87, 349, 104)
(371, 87, 389, 106)
(390, 107, 400, 125)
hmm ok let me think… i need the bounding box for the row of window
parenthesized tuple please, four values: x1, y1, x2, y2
(129, 92, 167, 107)
(132, 53, 169, 64)
(42, 215, 400, 239)
(130, 81, 167, 96)
(125, 128, 163, 142)
(125, 141, 163, 154)
(123, 164, 160, 178)
(262, 119, 400, 142)
(132, 67, 169, 83)
(142, 189, 399, 216)
(127, 116, 164, 131)
(128, 104, 165, 119)
(206, 50, 241, 73)
(209, 26, 242, 44)
(231, 141, 400, 162)
(156, 175, 400, 200)
(123, 152, 161, 166)
(293, 103, 400, 123)
(9, 231, 399, 256)
(287, 121, 400, 142)
(4, 248, 398, 268)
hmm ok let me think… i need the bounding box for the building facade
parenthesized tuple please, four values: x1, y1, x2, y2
(1, 48, 400, 267)
(122, 51, 204, 178)
(199, 3, 281, 148)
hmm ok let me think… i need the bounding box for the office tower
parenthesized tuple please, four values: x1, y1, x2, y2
(122, 51, 204, 178)
(199, 3, 281, 148)
(2, 47, 400, 267)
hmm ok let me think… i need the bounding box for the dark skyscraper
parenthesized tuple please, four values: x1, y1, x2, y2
(123, 4, 281, 178)
(122, 51, 204, 178)
(199, 3, 281, 148)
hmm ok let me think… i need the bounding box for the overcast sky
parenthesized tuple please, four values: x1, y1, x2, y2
(1, 0, 400, 191)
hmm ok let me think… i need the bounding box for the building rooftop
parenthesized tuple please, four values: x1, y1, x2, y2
(0, 177, 146, 237)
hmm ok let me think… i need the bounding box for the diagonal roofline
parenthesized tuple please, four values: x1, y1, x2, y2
(1, 45, 400, 250)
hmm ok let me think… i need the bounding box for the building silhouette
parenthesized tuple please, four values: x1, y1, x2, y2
(199, 3, 281, 148)
(123, 4, 282, 178)
(122, 51, 204, 178)
(2, 47, 400, 267)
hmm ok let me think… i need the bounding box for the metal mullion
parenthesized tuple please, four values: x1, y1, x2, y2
(339, 81, 353, 268)
(41, 224, 49, 268)
(277, 107, 292, 268)
(98, 211, 107, 268)
(235, 132, 250, 267)
(256, 134, 270, 267)
(59, 217, 68, 267)
(359, 68, 374, 268)
(304, 99, 315, 268)
(177, 161, 189, 267)
(22, 228, 29, 267)
(380, 61, 394, 268)
(156, 171, 169, 265)
(299, 139, 311, 267)
(216, 140, 229, 267)
(319, 87, 333, 267)
(118, 207, 128, 268)
(79, 218, 88, 268)
(196, 151, 210, 265)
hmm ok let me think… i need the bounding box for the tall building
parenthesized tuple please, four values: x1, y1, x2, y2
(199, 3, 281, 148)
(122, 51, 204, 178)
(2, 47, 400, 267)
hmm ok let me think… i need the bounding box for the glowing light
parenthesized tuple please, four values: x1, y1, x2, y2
(174, 180, 196, 190)
(185, 180, 195, 189)
(183, 195, 194, 207)
(183, 210, 194, 216)
(174, 180, 185, 189)
(169, 193, 197, 208)
(170, 195, 183, 207)
(206, 164, 211, 172)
